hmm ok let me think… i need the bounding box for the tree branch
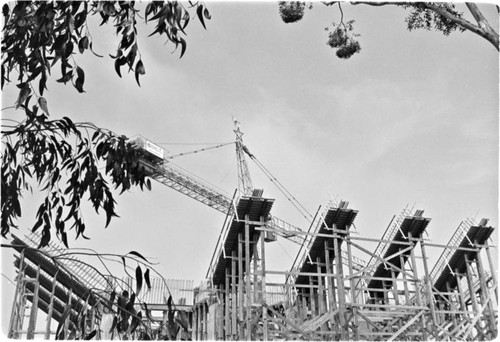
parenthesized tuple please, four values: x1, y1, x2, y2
(465, 2, 499, 49)
(350, 2, 499, 51)
(351, 2, 406, 7)
(419, 2, 499, 50)
(338, 2, 346, 30)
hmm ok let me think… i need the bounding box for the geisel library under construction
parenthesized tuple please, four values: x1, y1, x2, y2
(6, 124, 498, 340)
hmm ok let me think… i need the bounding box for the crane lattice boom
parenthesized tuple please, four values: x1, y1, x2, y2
(130, 135, 366, 270)
(131, 136, 304, 237)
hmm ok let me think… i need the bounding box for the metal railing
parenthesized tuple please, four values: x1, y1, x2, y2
(429, 218, 476, 283)
(368, 205, 414, 267)
(22, 232, 108, 292)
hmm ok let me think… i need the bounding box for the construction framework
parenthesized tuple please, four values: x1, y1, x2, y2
(193, 195, 497, 341)
(6, 198, 497, 341)
(6, 233, 197, 340)
(7, 233, 108, 339)
(5, 133, 498, 340)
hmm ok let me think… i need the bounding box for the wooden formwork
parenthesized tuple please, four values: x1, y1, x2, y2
(194, 201, 498, 341)
(6, 200, 497, 340)
(428, 219, 497, 340)
(7, 242, 103, 340)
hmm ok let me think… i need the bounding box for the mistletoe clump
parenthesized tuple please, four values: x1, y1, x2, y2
(335, 39, 361, 59)
(326, 21, 361, 59)
(327, 27, 348, 48)
(278, 1, 306, 23)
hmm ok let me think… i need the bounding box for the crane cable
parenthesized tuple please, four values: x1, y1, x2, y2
(155, 136, 312, 221)
(242, 147, 313, 222)
(166, 141, 235, 159)
(254, 157, 313, 222)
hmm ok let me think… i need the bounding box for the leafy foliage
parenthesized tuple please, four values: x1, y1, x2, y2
(279, 2, 498, 59)
(1, 1, 210, 246)
(403, 3, 467, 35)
(6, 241, 171, 339)
(96, 258, 158, 339)
(2, 1, 210, 96)
(278, 1, 307, 24)
(1, 103, 152, 247)
(326, 21, 361, 59)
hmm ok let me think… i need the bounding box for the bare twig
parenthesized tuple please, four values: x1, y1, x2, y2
(338, 2, 346, 30)
(351, 2, 404, 6)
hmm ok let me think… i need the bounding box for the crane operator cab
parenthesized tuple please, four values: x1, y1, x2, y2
(129, 136, 166, 176)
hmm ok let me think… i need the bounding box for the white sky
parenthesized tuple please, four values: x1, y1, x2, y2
(1, 1, 498, 333)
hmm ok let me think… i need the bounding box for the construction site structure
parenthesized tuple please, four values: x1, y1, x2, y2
(189, 193, 497, 341)
(7, 231, 198, 340)
(5, 129, 498, 340)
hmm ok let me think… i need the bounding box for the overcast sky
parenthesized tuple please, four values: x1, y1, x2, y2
(1, 1, 498, 333)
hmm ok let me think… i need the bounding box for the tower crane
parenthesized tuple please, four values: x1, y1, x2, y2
(129, 126, 305, 244)
(129, 123, 366, 272)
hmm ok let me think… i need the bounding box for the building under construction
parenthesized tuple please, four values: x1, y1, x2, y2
(5, 124, 498, 340)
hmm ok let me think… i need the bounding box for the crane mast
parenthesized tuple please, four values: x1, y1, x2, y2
(233, 118, 254, 197)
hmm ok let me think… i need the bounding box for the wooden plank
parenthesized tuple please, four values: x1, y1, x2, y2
(202, 303, 207, 340)
(301, 294, 307, 321)
(265, 315, 300, 340)
(346, 238, 360, 340)
(359, 330, 424, 336)
(387, 311, 424, 341)
(485, 242, 498, 302)
(231, 251, 237, 339)
(44, 268, 58, 338)
(333, 236, 347, 339)
(196, 305, 200, 340)
(356, 310, 383, 331)
(324, 239, 337, 333)
(238, 232, 244, 339)
(408, 233, 427, 340)
(244, 215, 251, 340)
(225, 269, 230, 339)
(400, 253, 410, 305)
(309, 276, 316, 315)
(301, 309, 338, 332)
(316, 258, 325, 315)
(446, 282, 458, 328)
(253, 235, 258, 304)
(8, 251, 25, 339)
(461, 297, 491, 339)
(260, 229, 269, 341)
(420, 240, 437, 336)
(264, 303, 313, 339)
(255, 226, 416, 246)
(351, 303, 429, 310)
(465, 254, 482, 334)
(391, 269, 400, 306)
(350, 240, 417, 281)
(455, 271, 467, 311)
(27, 266, 41, 339)
(474, 242, 497, 337)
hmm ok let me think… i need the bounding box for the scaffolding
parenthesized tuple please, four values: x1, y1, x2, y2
(6, 233, 197, 340)
(6, 200, 497, 340)
(192, 198, 497, 341)
(7, 233, 108, 339)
